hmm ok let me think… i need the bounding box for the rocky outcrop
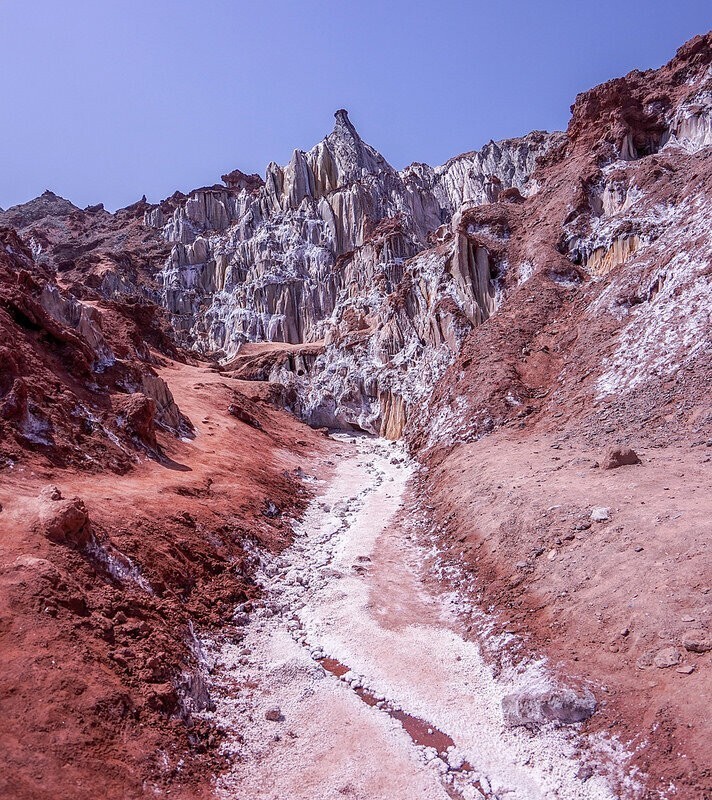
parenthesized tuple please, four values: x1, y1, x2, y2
(405, 129, 564, 213)
(406, 32, 712, 453)
(0, 191, 170, 302)
(145, 40, 712, 443)
(149, 113, 556, 354)
(0, 226, 191, 471)
(146, 112, 558, 435)
(115, 393, 158, 450)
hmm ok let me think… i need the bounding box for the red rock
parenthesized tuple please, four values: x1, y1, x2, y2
(602, 446, 641, 470)
(221, 168, 265, 192)
(115, 392, 158, 449)
(38, 495, 92, 547)
(264, 705, 283, 721)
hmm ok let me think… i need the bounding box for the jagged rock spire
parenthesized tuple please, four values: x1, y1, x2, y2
(323, 109, 393, 185)
(332, 109, 360, 143)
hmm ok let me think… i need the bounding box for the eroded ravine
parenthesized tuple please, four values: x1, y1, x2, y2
(200, 435, 627, 800)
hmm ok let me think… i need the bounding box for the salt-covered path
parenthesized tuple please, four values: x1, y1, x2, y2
(201, 435, 622, 800)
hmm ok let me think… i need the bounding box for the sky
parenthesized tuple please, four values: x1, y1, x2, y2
(0, 1, 710, 211)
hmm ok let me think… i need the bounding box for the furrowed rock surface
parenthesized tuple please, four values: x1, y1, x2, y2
(0, 226, 190, 472)
(406, 32, 712, 451)
(144, 112, 560, 435)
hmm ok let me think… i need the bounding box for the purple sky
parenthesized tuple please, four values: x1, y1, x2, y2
(1, 1, 710, 211)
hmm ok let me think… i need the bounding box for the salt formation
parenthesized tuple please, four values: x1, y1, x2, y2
(149, 111, 559, 435)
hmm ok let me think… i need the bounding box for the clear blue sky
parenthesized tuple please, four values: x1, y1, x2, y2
(0, 1, 709, 211)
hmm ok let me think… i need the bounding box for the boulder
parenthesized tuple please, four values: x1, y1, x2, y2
(682, 629, 712, 653)
(502, 686, 596, 729)
(39, 484, 63, 501)
(115, 392, 157, 448)
(141, 374, 190, 434)
(602, 446, 641, 470)
(147, 682, 179, 713)
(38, 490, 92, 548)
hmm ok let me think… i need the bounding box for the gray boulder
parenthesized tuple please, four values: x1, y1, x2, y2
(502, 686, 596, 729)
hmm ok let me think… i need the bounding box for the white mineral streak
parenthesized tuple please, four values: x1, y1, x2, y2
(664, 89, 712, 153)
(594, 195, 712, 398)
(201, 436, 634, 800)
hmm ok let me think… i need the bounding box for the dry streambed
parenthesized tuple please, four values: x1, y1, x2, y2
(200, 435, 634, 800)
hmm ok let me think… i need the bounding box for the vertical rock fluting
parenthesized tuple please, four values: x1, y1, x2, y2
(146, 112, 559, 435)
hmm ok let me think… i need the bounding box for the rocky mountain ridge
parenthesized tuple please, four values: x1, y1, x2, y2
(4, 36, 709, 452)
(1, 118, 562, 445)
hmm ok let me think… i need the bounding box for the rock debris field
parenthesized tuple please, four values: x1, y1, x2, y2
(200, 435, 631, 800)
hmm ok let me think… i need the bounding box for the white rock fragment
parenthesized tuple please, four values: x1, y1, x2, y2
(590, 507, 611, 522)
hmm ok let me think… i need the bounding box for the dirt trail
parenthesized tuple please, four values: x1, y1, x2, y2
(202, 435, 629, 800)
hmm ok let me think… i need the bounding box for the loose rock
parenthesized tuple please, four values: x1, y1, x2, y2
(653, 647, 682, 669)
(502, 686, 596, 729)
(38, 494, 92, 548)
(682, 629, 712, 653)
(40, 484, 63, 501)
(265, 706, 283, 722)
(602, 446, 641, 470)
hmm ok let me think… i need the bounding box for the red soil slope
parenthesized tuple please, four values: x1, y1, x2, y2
(0, 171, 331, 800)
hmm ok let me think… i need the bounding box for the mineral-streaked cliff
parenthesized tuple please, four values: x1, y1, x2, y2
(2, 34, 710, 449)
(150, 111, 552, 350)
(141, 112, 559, 435)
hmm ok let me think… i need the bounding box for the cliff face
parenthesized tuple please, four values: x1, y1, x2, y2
(2, 35, 710, 453)
(138, 113, 559, 436)
(407, 32, 712, 452)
